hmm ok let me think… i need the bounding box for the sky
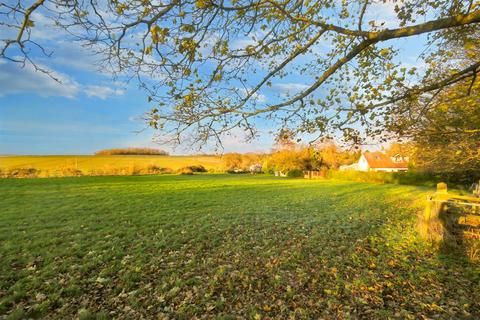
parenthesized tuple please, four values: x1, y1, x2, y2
(0, 1, 428, 155)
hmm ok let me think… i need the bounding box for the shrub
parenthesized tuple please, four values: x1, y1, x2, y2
(187, 165, 207, 172)
(95, 148, 169, 156)
(160, 167, 174, 174)
(143, 164, 162, 174)
(222, 153, 243, 171)
(222, 152, 266, 172)
(177, 167, 194, 175)
(6, 168, 40, 178)
(325, 170, 472, 188)
(126, 164, 141, 176)
(59, 167, 83, 177)
(287, 169, 303, 177)
(137, 164, 171, 175)
(148, 165, 174, 175)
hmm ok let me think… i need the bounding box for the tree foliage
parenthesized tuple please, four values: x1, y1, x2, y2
(386, 25, 480, 173)
(265, 139, 358, 173)
(398, 79, 480, 173)
(1, 0, 479, 147)
(222, 152, 264, 171)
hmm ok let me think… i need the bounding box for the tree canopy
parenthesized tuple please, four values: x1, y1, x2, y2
(1, 0, 479, 147)
(393, 75, 480, 173)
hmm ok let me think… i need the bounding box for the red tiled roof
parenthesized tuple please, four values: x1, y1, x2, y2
(363, 152, 408, 169)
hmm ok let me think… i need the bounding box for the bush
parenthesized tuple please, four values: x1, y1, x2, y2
(222, 152, 266, 172)
(187, 165, 207, 172)
(139, 165, 173, 175)
(143, 164, 162, 174)
(287, 169, 304, 177)
(95, 148, 169, 156)
(126, 164, 141, 176)
(6, 168, 40, 178)
(327, 170, 392, 184)
(177, 167, 194, 175)
(325, 169, 480, 188)
(175, 165, 207, 174)
(58, 167, 83, 177)
(161, 167, 174, 174)
(0, 165, 178, 178)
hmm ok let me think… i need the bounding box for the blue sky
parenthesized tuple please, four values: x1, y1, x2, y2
(0, 60, 160, 155)
(0, 38, 277, 155)
(0, 1, 428, 155)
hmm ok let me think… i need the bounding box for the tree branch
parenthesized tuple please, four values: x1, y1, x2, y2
(252, 11, 480, 114)
(372, 61, 480, 109)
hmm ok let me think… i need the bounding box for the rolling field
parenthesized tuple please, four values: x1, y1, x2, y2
(0, 175, 478, 319)
(0, 155, 223, 172)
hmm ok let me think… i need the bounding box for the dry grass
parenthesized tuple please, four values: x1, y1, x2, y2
(0, 155, 223, 178)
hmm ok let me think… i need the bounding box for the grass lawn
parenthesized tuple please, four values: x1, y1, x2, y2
(0, 175, 478, 319)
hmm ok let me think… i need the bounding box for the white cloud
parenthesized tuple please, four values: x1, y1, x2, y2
(29, 12, 64, 41)
(0, 60, 80, 98)
(231, 38, 256, 50)
(255, 93, 267, 103)
(84, 85, 125, 100)
(370, 0, 397, 17)
(219, 128, 272, 154)
(364, 0, 430, 29)
(271, 82, 310, 94)
(345, 0, 400, 29)
(0, 60, 127, 100)
(2, 10, 108, 75)
(237, 87, 268, 103)
(46, 41, 102, 73)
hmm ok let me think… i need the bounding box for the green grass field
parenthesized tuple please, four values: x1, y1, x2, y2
(0, 155, 223, 172)
(0, 175, 478, 319)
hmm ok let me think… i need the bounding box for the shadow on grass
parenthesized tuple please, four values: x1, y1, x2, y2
(1, 176, 479, 318)
(436, 201, 480, 262)
(419, 200, 480, 318)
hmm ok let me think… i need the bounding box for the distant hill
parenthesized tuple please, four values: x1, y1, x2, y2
(95, 148, 169, 156)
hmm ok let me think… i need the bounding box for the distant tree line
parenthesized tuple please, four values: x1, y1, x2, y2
(221, 135, 479, 186)
(95, 148, 169, 156)
(222, 138, 360, 174)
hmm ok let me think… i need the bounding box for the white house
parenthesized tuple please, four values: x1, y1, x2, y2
(249, 163, 263, 173)
(340, 151, 408, 172)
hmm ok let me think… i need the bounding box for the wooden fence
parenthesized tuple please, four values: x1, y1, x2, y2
(303, 170, 326, 179)
(424, 182, 480, 239)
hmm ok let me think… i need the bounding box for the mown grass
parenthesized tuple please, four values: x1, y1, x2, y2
(0, 175, 478, 319)
(0, 155, 222, 172)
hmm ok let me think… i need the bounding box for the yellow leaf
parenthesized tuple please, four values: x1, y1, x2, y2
(195, 0, 209, 9)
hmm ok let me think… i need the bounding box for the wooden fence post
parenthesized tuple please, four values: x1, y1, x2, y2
(437, 182, 448, 194)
